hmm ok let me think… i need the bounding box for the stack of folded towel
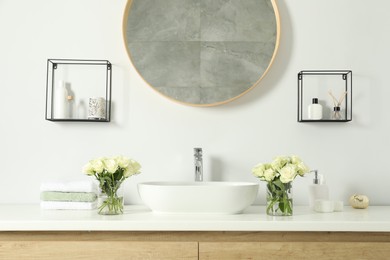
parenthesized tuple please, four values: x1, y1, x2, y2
(40, 181, 98, 210)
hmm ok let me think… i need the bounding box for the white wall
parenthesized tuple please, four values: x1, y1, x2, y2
(1, 0, 389, 205)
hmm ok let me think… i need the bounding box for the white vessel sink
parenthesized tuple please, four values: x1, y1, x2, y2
(138, 181, 259, 214)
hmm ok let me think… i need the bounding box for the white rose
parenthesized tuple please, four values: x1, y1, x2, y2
(279, 164, 298, 183)
(296, 161, 310, 176)
(82, 162, 95, 176)
(291, 155, 302, 165)
(115, 156, 130, 169)
(104, 158, 118, 174)
(123, 159, 141, 177)
(252, 163, 266, 179)
(271, 156, 289, 171)
(91, 159, 104, 174)
(263, 168, 276, 182)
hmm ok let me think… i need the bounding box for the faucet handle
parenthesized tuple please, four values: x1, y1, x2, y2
(194, 147, 202, 156)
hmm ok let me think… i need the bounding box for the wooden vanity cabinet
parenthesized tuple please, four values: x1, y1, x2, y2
(1, 231, 390, 259)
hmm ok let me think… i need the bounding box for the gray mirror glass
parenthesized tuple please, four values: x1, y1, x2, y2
(124, 0, 279, 106)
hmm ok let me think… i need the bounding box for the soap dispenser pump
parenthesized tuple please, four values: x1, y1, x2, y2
(309, 170, 329, 210)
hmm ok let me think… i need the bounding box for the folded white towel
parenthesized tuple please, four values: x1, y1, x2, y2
(40, 181, 97, 193)
(40, 201, 97, 210)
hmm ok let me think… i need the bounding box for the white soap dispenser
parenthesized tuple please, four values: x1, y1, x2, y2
(309, 170, 329, 210)
(308, 98, 323, 120)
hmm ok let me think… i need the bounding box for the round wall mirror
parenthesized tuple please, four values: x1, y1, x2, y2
(123, 0, 280, 106)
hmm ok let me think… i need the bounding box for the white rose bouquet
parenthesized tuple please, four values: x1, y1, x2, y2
(252, 155, 309, 216)
(83, 155, 141, 215)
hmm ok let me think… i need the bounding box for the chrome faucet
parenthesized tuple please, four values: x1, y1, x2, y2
(194, 148, 203, 182)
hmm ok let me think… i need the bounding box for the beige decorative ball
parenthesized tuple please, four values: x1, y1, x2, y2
(349, 194, 369, 209)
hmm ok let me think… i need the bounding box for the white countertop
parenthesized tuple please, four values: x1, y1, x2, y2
(1, 205, 389, 232)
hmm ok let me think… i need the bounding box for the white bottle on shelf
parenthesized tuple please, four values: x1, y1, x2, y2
(77, 100, 87, 119)
(308, 170, 329, 210)
(67, 94, 74, 119)
(53, 80, 68, 119)
(308, 98, 323, 120)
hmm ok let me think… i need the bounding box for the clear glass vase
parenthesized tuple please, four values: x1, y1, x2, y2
(266, 181, 293, 216)
(97, 185, 124, 215)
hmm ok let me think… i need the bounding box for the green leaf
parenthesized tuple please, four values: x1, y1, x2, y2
(273, 179, 285, 191)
